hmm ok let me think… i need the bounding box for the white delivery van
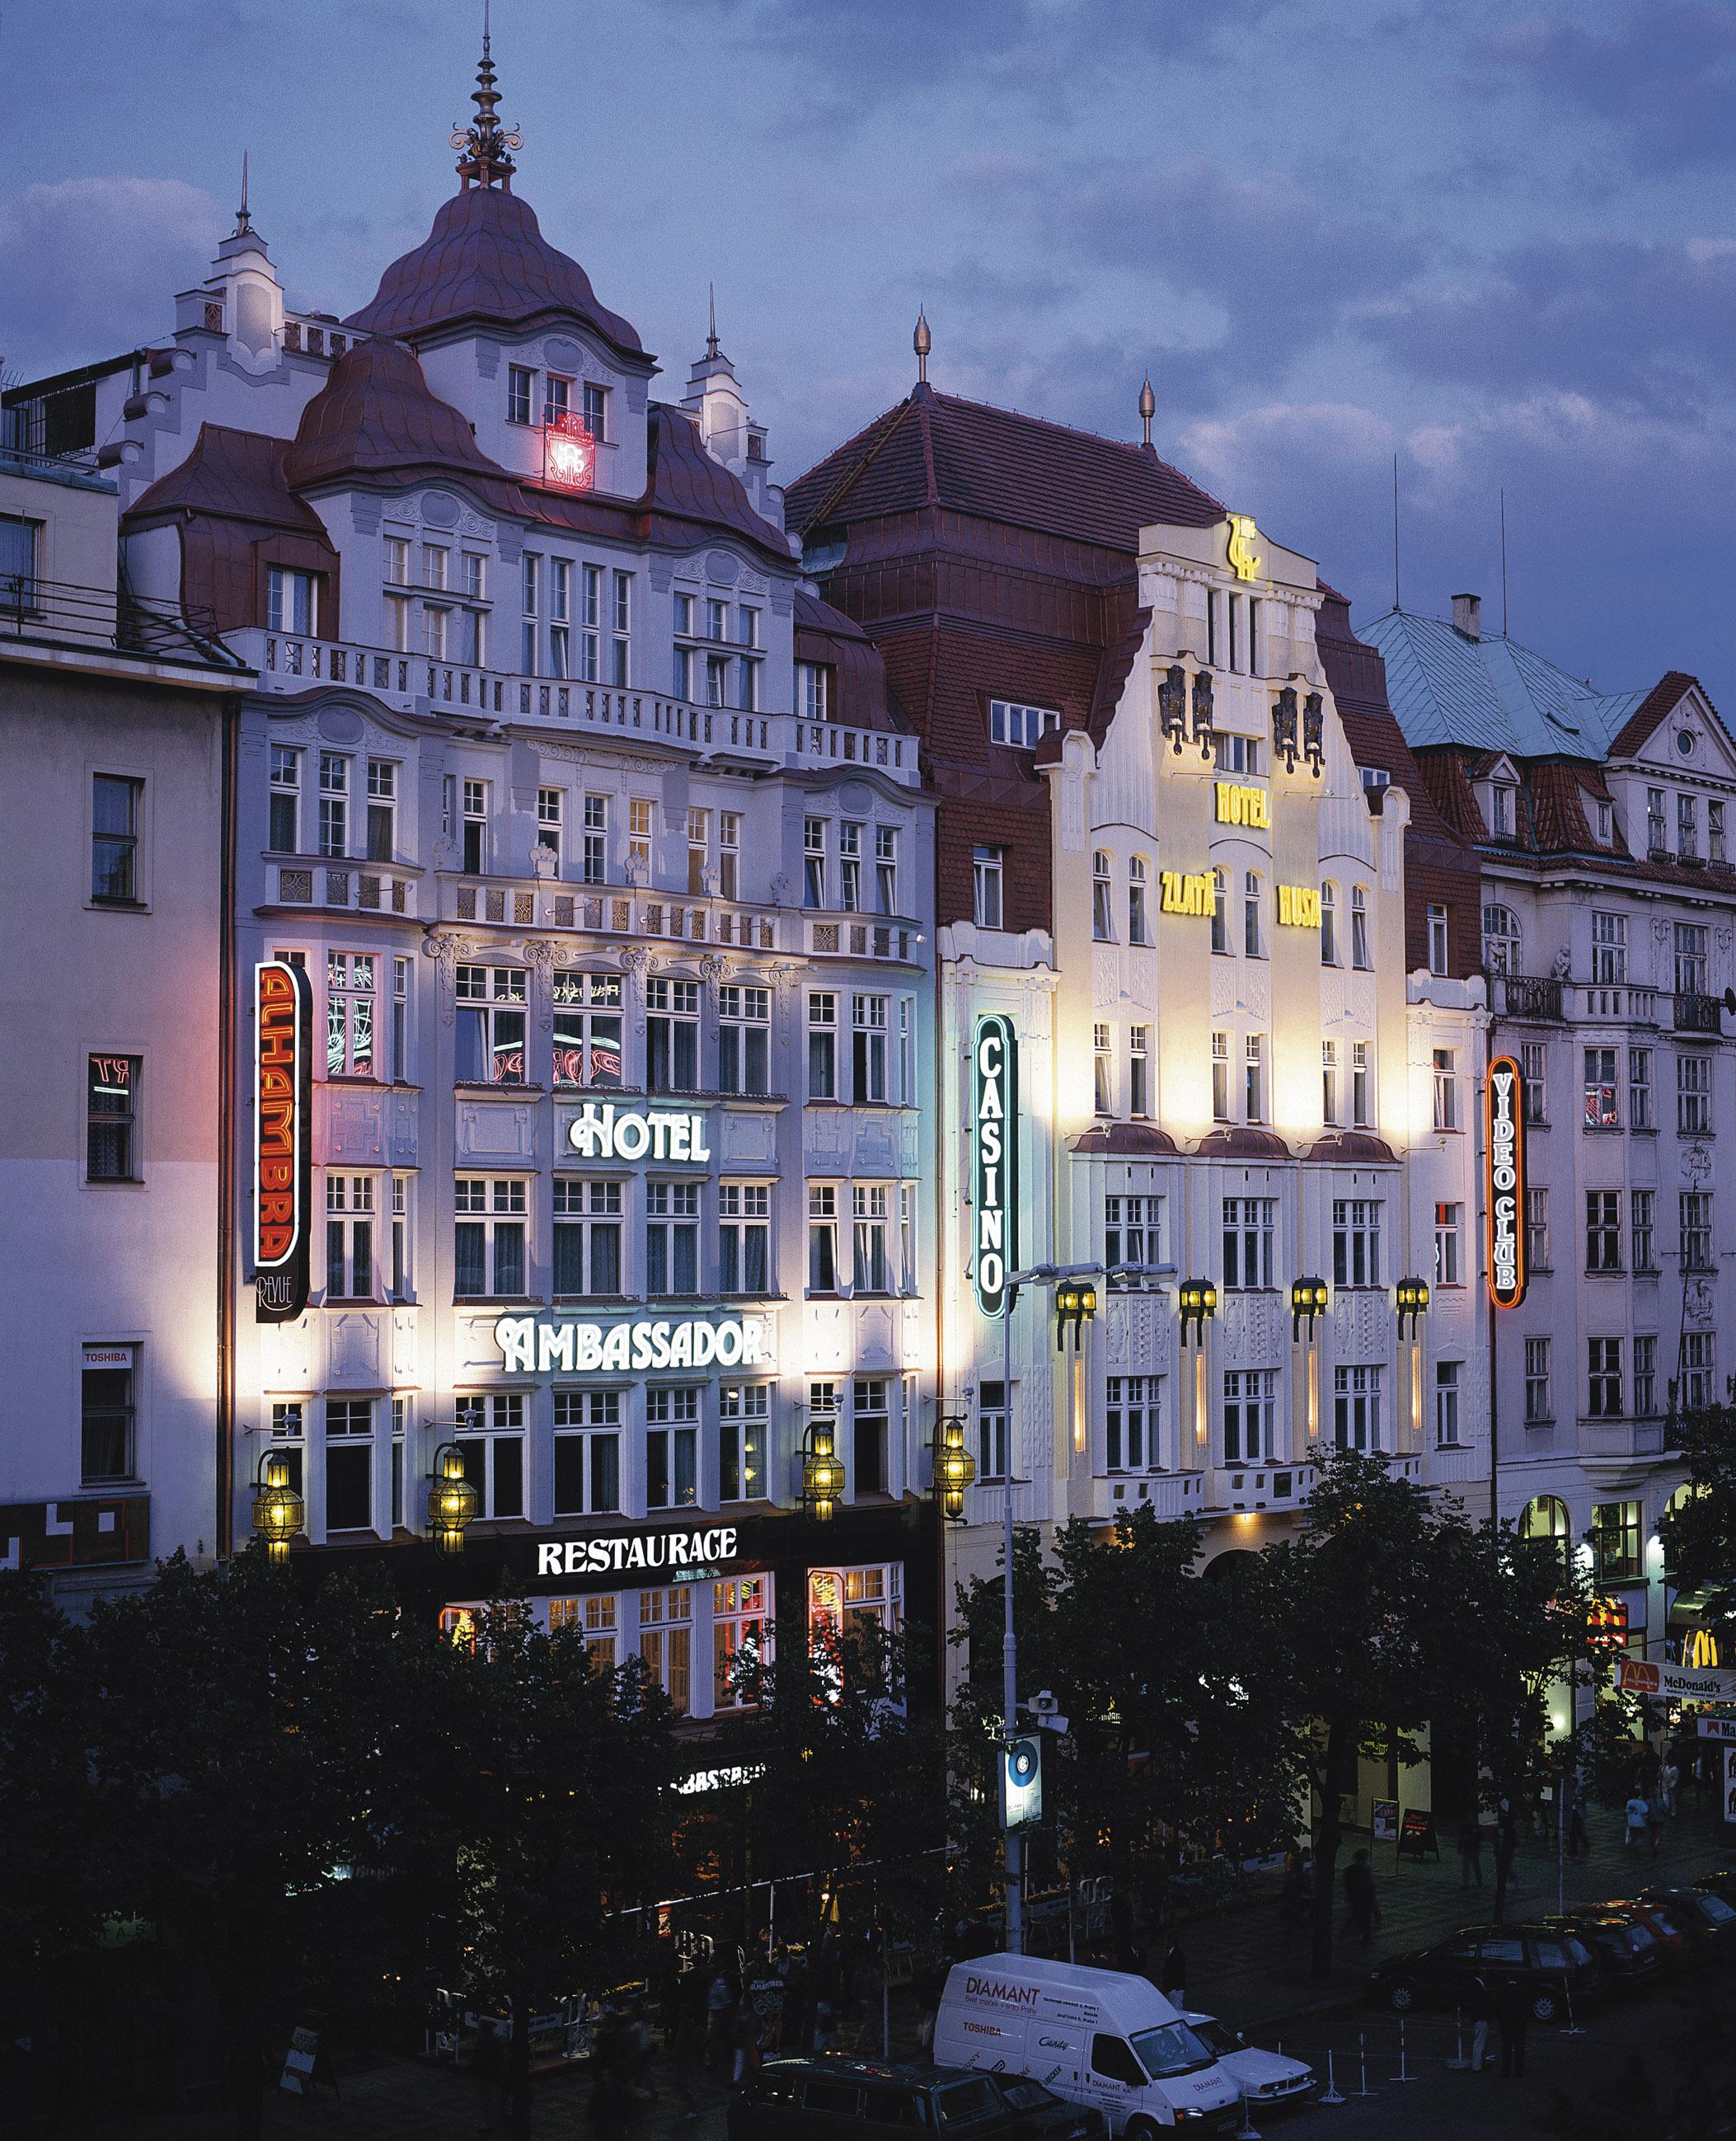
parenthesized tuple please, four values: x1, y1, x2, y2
(935, 1953, 1243, 2135)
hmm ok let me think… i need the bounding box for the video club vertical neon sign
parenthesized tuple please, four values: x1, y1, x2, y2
(1485, 1053, 1527, 1309)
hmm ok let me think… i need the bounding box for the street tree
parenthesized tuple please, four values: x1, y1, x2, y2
(1658, 1400, 1736, 1622)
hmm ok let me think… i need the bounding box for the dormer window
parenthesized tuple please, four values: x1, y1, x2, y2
(1490, 783, 1516, 836)
(545, 375, 572, 424)
(507, 366, 534, 426)
(1595, 799, 1613, 845)
(988, 699, 1060, 749)
(583, 383, 608, 443)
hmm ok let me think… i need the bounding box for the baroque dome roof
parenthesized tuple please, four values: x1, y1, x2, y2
(283, 335, 518, 495)
(344, 186, 645, 362)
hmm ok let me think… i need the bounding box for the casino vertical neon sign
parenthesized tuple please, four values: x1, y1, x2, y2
(974, 1014, 1018, 1317)
(255, 960, 312, 1322)
(1485, 1052, 1527, 1309)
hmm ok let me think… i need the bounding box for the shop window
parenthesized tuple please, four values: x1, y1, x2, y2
(639, 1588, 692, 1712)
(550, 1591, 617, 1669)
(713, 1574, 771, 1710)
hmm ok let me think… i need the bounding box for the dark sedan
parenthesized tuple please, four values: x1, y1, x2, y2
(1367, 1923, 1605, 2024)
(1531, 1911, 1672, 1991)
(1640, 1885, 1736, 1960)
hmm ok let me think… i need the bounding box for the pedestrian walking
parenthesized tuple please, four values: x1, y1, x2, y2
(1466, 1974, 1494, 2073)
(1457, 1817, 1484, 1890)
(1494, 1975, 1529, 2079)
(1623, 1791, 1649, 1849)
(1160, 1938, 1187, 2006)
(1342, 1849, 1381, 1947)
(1661, 1758, 1681, 1819)
(1649, 1796, 1668, 1857)
(1566, 1782, 1589, 1859)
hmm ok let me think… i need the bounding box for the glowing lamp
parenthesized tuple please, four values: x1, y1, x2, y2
(1178, 1277, 1218, 1345)
(932, 1416, 977, 1524)
(1291, 1276, 1330, 1342)
(251, 1448, 304, 1566)
(427, 1442, 480, 1556)
(1054, 1279, 1099, 1350)
(801, 1425, 846, 1522)
(1395, 1277, 1430, 1337)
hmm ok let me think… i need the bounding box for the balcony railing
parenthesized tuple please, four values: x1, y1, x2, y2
(1, 573, 242, 669)
(1210, 1460, 1318, 1514)
(1487, 971, 1564, 1021)
(1675, 990, 1724, 1035)
(228, 627, 918, 785)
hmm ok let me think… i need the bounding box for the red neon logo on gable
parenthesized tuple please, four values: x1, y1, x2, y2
(543, 411, 596, 493)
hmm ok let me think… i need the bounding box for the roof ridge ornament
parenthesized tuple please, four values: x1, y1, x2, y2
(1138, 374, 1156, 448)
(234, 150, 251, 237)
(451, 2, 523, 190)
(913, 308, 931, 387)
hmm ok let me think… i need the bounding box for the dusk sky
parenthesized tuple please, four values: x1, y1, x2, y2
(5, 0, 1733, 707)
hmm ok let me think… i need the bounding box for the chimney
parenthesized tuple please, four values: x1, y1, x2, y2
(1452, 591, 1481, 640)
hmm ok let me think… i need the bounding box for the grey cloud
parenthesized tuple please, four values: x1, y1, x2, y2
(1485, 3, 1736, 168)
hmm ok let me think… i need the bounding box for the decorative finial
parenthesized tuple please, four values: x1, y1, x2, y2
(913, 308, 931, 387)
(706, 283, 721, 362)
(234, 150, 251, 237)
(1138, 374, 1156, 448)
(451, 2, 523, 190)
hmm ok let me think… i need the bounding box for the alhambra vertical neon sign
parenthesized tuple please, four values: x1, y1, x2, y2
(1485, 1053, 1527, 1309)
(255, 960, 312, 1322)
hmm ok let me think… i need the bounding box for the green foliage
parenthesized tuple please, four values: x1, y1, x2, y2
(1658, 1402, 1736, 1615)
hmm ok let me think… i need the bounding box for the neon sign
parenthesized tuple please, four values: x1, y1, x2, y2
(567, 1103, 711, 1162)
(1226, 513, 1261, 582)
(1485, 1053, 1527, 1309)
(973, 1014, 1018, 1317)
(542, 411, 596, 492)
(1160, 870, 1214, 916)
(254, 960, 312, 1322)
(495, 1313, 772, 1373)
(1276, 885, 1322, 927)
(1214, 782, 1270, 829)
(536, 1525, 739, 1578)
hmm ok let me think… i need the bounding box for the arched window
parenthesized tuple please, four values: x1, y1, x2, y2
(1518, 1494, 1573, 1575)
(1128, 856, 1150, 945)
(1320, 881, 1338, 965)
(1350, 885, 1371, 969)
(1243, 870, 1263, 958)
(1482, 902, 1521, 974)
(1092, 852, 1114, 941)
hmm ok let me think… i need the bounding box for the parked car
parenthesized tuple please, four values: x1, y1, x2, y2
(1530, 1911, 1672, 1992)
(1180, 2012, 1316, 2110)
(991, 2077, 1110, 2139)
(1692, 1867, 1736, 1907)
(1602, 1897, 1693, 1970)
(1366, 1923, 1605, 2024)
(728, 2056, 1068, 2139)
(1640, 1886, 1736, 1960)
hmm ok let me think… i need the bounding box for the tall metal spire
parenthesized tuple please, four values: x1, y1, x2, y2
(234, 150, 251, 237)
(706, 284, 721, 361)
(913, 308, 931, 387)
(451, 1, 523, 190)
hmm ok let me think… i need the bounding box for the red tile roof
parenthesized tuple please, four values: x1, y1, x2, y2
(1607, 670, 1695, 758)
(344, 185, 646, 363)
(786, 385, 1224, 552)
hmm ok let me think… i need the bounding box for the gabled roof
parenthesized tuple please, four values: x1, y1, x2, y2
(1608, 671, 1698, 758)
(283, 337, 522, 501)
(125, 423, 331, 534)
(786, 385, 1224, 552)
(1358, 605, 1646, 760)
(344, 185, 646, 364)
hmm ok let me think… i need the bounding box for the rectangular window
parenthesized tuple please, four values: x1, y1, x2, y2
(544, 375, 571, 425)
(718, 984, 770, 1096)
(808, 1185, 838, 1293)
(1095, 1024, 1114, 1116)
(1679, 791, 1700, 861)
(507, 365, 534, 425)
(536, 786, 562, 871)
(1107, 1374, 1160, 1470)
(631, 796, 659, 880)
(1105, 1195, 1163, 1281)
(645, 1385, 700, 1509)
(551, 970, 622, 1089)
(455, 963, 527, 1085)
(1591, 911, 1627, 984)
(324, 1397, 373, 1532)
(324, 1173, 375, 1299)
(1633, 1334, 1658, 1417)
(583, 382, 608, 442)
(1433, 1201, 1463, 1287)
(1332, 1363, 1383, 1453)
(390, 1175, 409, 1298)
(719, 1182, 771, 1295)
(718, 1384, 769, 1504)
(988, 699, 1060, 749)
(552, 1177, 622, 1297)
(1678, 1052, 1711, 1133)
(645, 977, 700, 1093)
(1212, 1031, 1230, 1123)
(1128, 857, 1151, 944)
(1631, 1188, 1655, 1273)
(638, 1585, 692, 1711)
(453, 1392, 526, 1519)
(1676, 922, 1710, 994)
(1592, 1498, 1642, 1581)
(612, 570, 631, 686)
(645, 1179, 701, 1296)
(712, 1572, 771, 1711)
(875, 824, 898, 915)
(1244, 871, 1262, 958)
(852, 993, 889, 1102)
(1525, 1185, 1550, 1271)
(803, 817, 828, 908)
(1321, 1039, 1338, 1125)
(582, 793, 609, 885)
(520, 554, 539, 675)
(853, 1377, 889, 1495)
(1647, 786, 1668, 852)
(1585, 1190, 1622, 1273)
(1434, 1361, 1462, 1447)
(460, 777, 487, 875)
(1681, 1190, 1714, 1273)
(1094, 852, 1114, 942)
(720, 811, 741, 901)
(1222, 1197, 1276, 1290)
(1331, 1198, 1382, 1288)
(453, 1176, 527, 1298)
(91, 773, 142, 900)
(269, 746, 301, 852)
(1350, 885, 1371, 968)
(1244, 1032, 1266, 1124)
(1588, 1337, 1623, 1419)
(365, 759, 396, 862)
(852, 1185, 890, 1294)
(978, 1378, 1008, 1481)
(1713, 800, 1728, 865)
(1521, 1041, 1547, 1123)
(796, 660, 828, 721)
(265, 566, 317, 635)
(391, 957, 411, 1084)
(1351, 1040, 1370, 1128)
(1584, 1046, 1619, 1128)
(552, 1388, 621, 1515)
(1128, 1026, 1149, 1118)
(686, 805, 709, 897)
(86, 1054, 140, 1181)
(81, 1350, 135, 1483)
(1524, 1336, 1551, 1421)
(808, 991, 838, 1100)
(1630, 1046, 1653, 1129)
(326, 951, 377, 1078)
(837, 821, 862, 913)
(972, 845, 1004, 929)
(1428, 904, 1449, 975)
(1683, 1331, 1717, 1411)
(1432, 1047, 1458, 1130)
(1224, 1368, 1277, 1462)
